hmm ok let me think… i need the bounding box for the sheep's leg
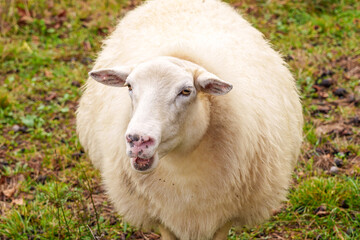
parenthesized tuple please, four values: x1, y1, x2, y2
(159, 224, 178, 240)
(212, 221, 232, 240)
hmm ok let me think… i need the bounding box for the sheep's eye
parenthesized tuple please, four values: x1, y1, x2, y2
(180, 89, 191, 96)
(125, 83, 132, 91)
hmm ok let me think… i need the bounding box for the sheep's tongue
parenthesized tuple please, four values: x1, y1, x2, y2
(135, 157, 150, 165)
(132, 156, 154, 171)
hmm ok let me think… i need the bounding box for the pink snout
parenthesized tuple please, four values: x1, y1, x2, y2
(126, 134, 156, 158)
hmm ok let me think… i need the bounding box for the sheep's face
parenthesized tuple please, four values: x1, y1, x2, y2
(89, 57, 232, 173)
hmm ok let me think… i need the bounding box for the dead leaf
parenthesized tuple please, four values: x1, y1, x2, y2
(17, 7, 33, 24)
(46, 92, 57, 101)
(17, 7, 26, 17)
(57, 10, 67, 19)
(313, 105, 331, 114)
(53, 23, 61, 29)
(313, 85, 322, 92)
(44, 17, 52, 26)
(0, 201, 12, 214)
(314, 205, 328, 217)
(83, 41, 91, 51)
(0, 175, 6, 185)
(316, 210, 328, 217)
(31, 36, 40, 45)
(19, 15, 34, 24)
(3, 187, 16, 198)
(318, 91, 329, 99)
(316, 123, 352, 136)
(12, 198, 24, 205)
(232, 3, 243, 8)
(346, 116, 360, 127)
(44, 70, 53, 78)
(314, 154, 332, 169)
(345, 66, 360, 80)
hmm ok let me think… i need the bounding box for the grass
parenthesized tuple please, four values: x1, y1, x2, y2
(0, 0, 359, 239)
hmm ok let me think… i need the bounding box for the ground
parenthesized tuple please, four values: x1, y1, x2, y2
(0, 0, 359, 239)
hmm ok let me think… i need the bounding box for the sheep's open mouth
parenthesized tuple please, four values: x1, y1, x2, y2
(131, 156, 154, 171)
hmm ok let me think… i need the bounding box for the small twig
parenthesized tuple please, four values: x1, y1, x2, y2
(80, 164, 102, 235)
(87, 224, 97, 240)
(272, 233, 285, 240)
(54, 175, 71, 237)
(333, 225, 345, 240)
(140, 231, 150, 240)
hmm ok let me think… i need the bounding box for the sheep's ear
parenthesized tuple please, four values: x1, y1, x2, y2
(195, 71, 233, 96)
(88, 67, 132, 87)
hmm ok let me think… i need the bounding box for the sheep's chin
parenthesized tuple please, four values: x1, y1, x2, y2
(130, 152, 159, 173)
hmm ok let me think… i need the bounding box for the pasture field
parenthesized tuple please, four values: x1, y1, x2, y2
(0, 0, 359, 239)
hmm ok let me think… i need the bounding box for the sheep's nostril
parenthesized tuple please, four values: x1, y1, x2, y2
(126, 134, 140, 143)
(126, 134, 155, 149)
(132, 134, 140, 142)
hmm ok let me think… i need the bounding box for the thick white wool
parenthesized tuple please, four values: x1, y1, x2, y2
(76, 0, 303, 239)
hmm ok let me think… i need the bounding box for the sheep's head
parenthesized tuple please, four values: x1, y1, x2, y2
(89, 56, 232, 173)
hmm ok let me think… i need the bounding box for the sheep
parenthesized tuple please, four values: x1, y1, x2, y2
(76, 0, 303, 239)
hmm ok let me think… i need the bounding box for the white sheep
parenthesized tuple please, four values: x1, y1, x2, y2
(76, 0, 303, 239)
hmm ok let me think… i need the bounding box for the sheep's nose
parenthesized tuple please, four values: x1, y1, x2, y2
(126, 134, 155, 148)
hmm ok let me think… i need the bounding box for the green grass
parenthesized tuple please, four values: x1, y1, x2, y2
(1, 0, 359, 239)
